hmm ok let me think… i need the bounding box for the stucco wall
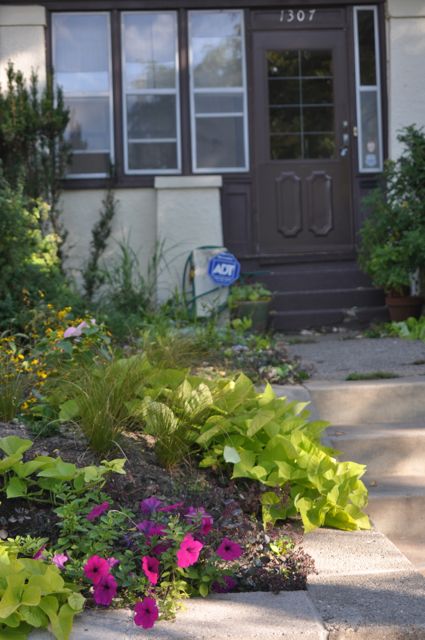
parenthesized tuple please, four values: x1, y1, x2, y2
(0, 6, 46, 87)
(61, 189, 157, 288)
(386, 0, 425, 158)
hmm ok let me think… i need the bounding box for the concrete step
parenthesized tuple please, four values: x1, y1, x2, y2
(271, 305, 388, 331)
(325, 423, 425, 476)
(306, 377, 425, 424)
(272, 287, 385, 312)
(365, 475, 425, 568)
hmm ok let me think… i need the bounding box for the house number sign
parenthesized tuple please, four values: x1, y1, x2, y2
(280, 9, 317, 23)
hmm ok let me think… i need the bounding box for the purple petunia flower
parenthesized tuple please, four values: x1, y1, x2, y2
(134, 597, 159, 629)
(216, 538, 243, 561)
(93, 574, 117, 606)
(136, 520, 166, 539)
(52, 553, 68, 570)
(83, 555, 110, 585)
(142, 556, 160, 585)
(176, 534, 203, 568)
(140, 496, 162, 514)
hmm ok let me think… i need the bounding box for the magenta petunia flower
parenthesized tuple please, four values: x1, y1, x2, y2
(86, 501, 110, 521)
(151, 541, 171, 556)
(93, 574, 118, 606)
(142, 556, 160, 585)
(83, 555, 110, 585)
(200, 515, 213, 535)
(134, 597, 159, 629)
(216, 538, 243, 561)
(212, 575, 237, 593)
(33, 545, 47, 560)
(140, 496, 162, 514)
(158, 501, 184, 512)
(52, 553, 68, 570)
(136, 520, 166, 538)
(176, 534, 203, 568)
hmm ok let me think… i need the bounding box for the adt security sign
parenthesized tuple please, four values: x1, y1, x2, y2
(208, 252, 240, 286)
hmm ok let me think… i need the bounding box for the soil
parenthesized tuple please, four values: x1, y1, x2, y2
(0, 421, 316, 592)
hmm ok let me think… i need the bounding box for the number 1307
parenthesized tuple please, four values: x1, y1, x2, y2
(280, 9, 317, 23)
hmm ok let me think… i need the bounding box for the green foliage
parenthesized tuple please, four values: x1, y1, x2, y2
(345, 371, 399, 381)
(0, 435, 125, 503)
(59, 356, 149, 454)
(359, 125, 425, 294)
(0, 543, 84, 640)
(228, 282, 272, 306)
(0, 64, 71, 264)
(82, 181, 118, 302)
(0, 368, 27, 422)
(388, 316, 425, 341)
(195, 375, 370, 532)
(0, 178, 69, 329)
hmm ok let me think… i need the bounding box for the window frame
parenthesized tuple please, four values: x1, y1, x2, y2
(188, 8, 250, 174)
(353, 5, 383, 174)
(52, 11, 115, 179)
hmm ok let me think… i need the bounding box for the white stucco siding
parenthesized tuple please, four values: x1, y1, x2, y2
(0, 6, 46, 87)
(387, 0, 425, 158)
(155, 177, 224, 303)
(60, 189, 157, 288)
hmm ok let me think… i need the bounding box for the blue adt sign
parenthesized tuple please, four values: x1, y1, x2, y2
(208, 252, 240, 286)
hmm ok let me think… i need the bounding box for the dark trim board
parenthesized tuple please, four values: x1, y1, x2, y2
(6, 0, 385, 7)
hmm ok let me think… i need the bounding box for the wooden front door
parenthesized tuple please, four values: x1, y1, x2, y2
(253, 28, 354, 258)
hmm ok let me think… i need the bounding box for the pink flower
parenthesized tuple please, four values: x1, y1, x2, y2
(134, 597, 159, 629)
(136, 520, 166, 538)
(63, 326, 81, 339)
(33, 545, 47, 560)
(107, 556, 120, 569)
(140, 496, 162, 514)
(200, 515, 213, 535)
(93, 574, 117, 606)
(52, 553, 68, 570)
(142, 556, 160, 585)
(86, 501, 110, 521)
(216, 538, 243, 561)
(176, 534, 203, 568)
(212, 575, 237, 593)
(83, 555, 110, 585)
(77, 320, 89, 332)
(158, 501, 184, 512)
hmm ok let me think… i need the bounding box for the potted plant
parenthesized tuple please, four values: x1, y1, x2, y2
(228, 282, 272, 332)
(358, 125, 425, 321)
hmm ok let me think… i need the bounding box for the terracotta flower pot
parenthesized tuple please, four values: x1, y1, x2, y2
(385, 295, 424, 322)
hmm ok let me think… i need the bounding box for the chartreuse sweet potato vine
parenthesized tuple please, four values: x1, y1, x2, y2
(125, 366, 370, 532)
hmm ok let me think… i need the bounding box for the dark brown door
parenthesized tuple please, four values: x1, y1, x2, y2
(253, 29, 354, 257)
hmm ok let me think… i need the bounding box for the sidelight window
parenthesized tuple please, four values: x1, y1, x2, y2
(354, 6, 383, 173)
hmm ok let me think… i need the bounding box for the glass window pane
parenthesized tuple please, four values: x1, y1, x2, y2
(303, 106, 334, 132)
(190, 11, 241, 39)
(127, 95, 176, 139)
(357, 10, 377, 86)
(196, 116, 245, 168)
(122, 13, 177, 90)
(270, 135, 302, 160)
(267, 51, 299, 77)
(53, 14, 110, 92)
(360, 91, 381, 170)
(195, 93, 243, 114)
(192, 37, 243, 88)
(269, 79, 300, 105)
(269, 107, 301, 133)
(128, 142, 177, 171)
(302, 79, 333, 105)
(65, 97, 110, 150)
(301, 50, 332, 77)
(69, 152, 110, 175)
(304, 134, 336, 159)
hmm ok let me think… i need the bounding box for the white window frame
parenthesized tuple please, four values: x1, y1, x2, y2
(52, 12, 114, 179)
(121, 11, 181, 175)
(188, 9, 250, 173)
(353, 5, 383, 173)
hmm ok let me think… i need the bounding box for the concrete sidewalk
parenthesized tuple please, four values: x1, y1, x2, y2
(30, 528, 425, 639)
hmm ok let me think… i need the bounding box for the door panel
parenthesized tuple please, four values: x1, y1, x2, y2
(253, 29, 354, 257)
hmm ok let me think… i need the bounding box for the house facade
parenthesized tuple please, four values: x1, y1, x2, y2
(1, 1, 424, 328)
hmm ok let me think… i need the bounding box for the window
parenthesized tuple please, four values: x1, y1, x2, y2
(354, 6, 383, 173)
(52, 10, 249, 178)
(121, 12, 180, 173)
(188, 10, 249, 172)
(52, 13, 113, 178)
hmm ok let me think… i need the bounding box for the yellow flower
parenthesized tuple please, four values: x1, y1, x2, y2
(37, 371, 48, 379)
(31, 359, 39, 366)
(17, 354, 24, 361)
